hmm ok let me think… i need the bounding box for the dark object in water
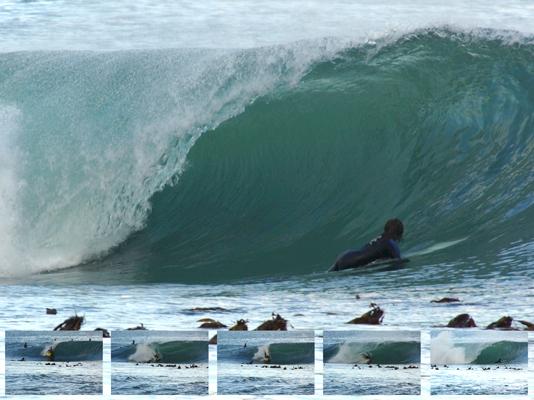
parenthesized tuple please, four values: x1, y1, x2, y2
(198, 318, 227, 329)
(94, 328, 110, 338)
(54, 315, 84, 331)
(347, 303, 384, 325)
(486, 316, 513, 329)
(229, 319, 248, 331)
(431, 297, 460, 303)
(446, 313, 476, 328)
(255, 313, 288, 331)
(46, 308, 57, 315)
(187, 307, 231, 313)
(209, 335, 218, 345)
(518, 320, 534, 330)
(127, 323, 147, 330)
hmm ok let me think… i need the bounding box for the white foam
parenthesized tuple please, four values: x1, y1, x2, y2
(128, 343, 156, 363)
(252, 344, 271, 363)
(330, 342, 370, 364)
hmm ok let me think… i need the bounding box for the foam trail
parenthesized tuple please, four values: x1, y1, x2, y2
(406, 238, 468, 257)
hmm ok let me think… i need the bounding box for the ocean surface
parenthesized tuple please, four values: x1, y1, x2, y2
(111, 330, 208, 395)
(0, 3, 532, 398)
(430, 364, 528, 395)
(4, 331, 103, 395)
(324, 364, 420, 395)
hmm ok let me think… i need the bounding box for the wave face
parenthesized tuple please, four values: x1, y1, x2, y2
(472, 341, 528, 365)
(431, 332, 527, 365)
(219, 342, 315, 365)
(1, 29, 533, 282)
(325, 341, 420, 364)
(7, 340, 103, 362)
(111, 340, 208, 363)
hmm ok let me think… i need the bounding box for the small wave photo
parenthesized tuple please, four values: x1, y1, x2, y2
(217, 330, 315, 395)
(4, 331, 103, 395)
(111, 330, 208, 395)
(430, 329, 528, 395)
(323, 330, 420, 395)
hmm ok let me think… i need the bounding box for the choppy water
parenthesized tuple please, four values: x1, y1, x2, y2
(112, 362, 208, 395)
(324, 363, 420, 395)
(430, 364, 528, 395)
(218, 363, 315, 395)
(0, 274, 531, 332)
(5, 361, 102, 395)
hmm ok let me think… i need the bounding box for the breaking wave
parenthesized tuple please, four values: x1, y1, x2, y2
(0, 29, 533, 283)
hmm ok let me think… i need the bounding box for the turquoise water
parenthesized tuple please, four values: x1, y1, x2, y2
(1, 31, 533, 283)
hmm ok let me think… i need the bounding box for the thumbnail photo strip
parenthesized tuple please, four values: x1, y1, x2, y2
(0, 328, 532, 397)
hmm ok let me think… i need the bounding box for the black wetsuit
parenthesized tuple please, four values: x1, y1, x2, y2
(331, 235, 401, 271)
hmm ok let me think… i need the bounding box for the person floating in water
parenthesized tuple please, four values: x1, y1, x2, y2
(45, 347, 55, 361)
(330, 218, 404, 271)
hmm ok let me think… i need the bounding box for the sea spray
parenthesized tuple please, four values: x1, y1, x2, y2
(128, 343, 156, 363)
(431, 331, 467, 364)
(0, 42, 345, 276)
(252, 344, 271, 363)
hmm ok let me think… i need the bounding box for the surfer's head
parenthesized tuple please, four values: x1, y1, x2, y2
(383, 218, 403, 241)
